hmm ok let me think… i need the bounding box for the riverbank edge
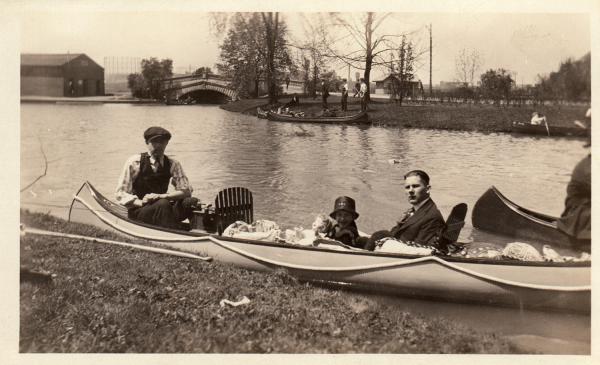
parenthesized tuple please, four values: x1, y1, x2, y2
(219, 95, 589, 135)
(19, 209, 526, 354)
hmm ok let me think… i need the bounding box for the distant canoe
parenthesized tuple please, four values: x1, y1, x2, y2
(472, 186, 573, 246)
(267, 111, 369, 124)
(511, 122, 587, 137)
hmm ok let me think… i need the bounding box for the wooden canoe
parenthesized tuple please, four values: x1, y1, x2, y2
(472, 186, 573, 246)
(266, 111, 369, 124)
(511, 122, 587, 137)
(68, 182, 590, 313)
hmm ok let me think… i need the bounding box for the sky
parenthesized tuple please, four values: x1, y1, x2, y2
(16, 1, 593, 86)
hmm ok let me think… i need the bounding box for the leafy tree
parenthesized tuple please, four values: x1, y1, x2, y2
(215, 12, 293, 101)
(534, 53, 590, 102)
(127, 73, 146, 98)
(193, 67, 213, 77)
(125, 58, 173, 100)
(480, 68, 514, 104)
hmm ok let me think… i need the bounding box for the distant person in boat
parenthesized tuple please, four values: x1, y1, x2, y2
(115, 126, 197, 230)
(283, 94, 299, 109)
(557, 108, 591, 251)
(323, 196, 364, 248)
(341, 79, 349, 112)
(364, 170, 446, 250)
(321, 80, 330, 109)
(530, 112, 547, 125)
(359, 78, 368, 112)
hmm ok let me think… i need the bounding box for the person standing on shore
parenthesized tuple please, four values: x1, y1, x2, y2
(341, 79, 349, 112)
(321, 80, 330, 109)
(115, 126, 197, 229)
(359, 78, 368, 112)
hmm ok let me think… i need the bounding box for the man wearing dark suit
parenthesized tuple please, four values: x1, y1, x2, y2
(364, 170, 445, 250)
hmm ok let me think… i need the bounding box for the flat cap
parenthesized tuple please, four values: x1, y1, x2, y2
(144, 126, 172, 142)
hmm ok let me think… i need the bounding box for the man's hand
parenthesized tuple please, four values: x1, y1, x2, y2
(142, 193, 163, 205)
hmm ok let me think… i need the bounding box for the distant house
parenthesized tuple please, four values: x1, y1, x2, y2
(21, 53, 104, 97)
(373, 75, 422, 97)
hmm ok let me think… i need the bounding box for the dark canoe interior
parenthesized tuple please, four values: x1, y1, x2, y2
(267, 111, 369, 124)
(72, 182, 589, 268)
(493, 186, 558, 224)
(511, 123, 588, 137)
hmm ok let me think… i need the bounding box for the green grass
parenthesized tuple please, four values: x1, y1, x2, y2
(20, 210, 520, 353)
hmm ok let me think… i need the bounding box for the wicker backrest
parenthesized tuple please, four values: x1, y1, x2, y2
(214, 187, 254, 235)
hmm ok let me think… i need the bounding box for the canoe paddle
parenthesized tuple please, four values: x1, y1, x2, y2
(21, 226, 213, 262)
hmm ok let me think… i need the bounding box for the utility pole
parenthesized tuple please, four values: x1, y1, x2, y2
(428, 23, 432, 97)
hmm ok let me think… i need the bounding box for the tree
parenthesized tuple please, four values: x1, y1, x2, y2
(534, 53, 590, 102)
(480, 69, 514, 104)
(215, 13, 293, 101)
(127, 73, 146, 98)
(389, 35, 416, 105)
(193, 67, 213, 78)
(295, 14, 330, 98)
(324, 13, 419, 102)
(126, 58, 173, 99)
(455, 48, 483, 87)
(301, 57, 310, 95)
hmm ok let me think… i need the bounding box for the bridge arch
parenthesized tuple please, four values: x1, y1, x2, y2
(177, 81, 238, 101)
(161, 75, 238, 103)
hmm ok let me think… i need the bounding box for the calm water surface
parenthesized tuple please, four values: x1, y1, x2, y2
(20, 103, 590, 352)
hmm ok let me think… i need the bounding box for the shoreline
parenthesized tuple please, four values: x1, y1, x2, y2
(21, 94, 589, 137)
(220, 94, 589, 135)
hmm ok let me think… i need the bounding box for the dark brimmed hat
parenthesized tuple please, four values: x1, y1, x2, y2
(144, 126, 172, 142)
(329, 196, 359, 219)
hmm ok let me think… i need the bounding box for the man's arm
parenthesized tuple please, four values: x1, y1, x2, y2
(413, 217, 446, 246)
(168, 158, 193, 200)
(115, 155, 141, 207)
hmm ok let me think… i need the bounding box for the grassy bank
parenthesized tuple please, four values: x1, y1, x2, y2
(20, 210, 519, 354)
(221, 94, 588, 133)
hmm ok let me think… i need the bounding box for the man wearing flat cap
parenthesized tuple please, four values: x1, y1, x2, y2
(115, 126, 196, 229)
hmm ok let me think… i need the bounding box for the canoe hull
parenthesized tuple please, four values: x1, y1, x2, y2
(69, 182, 590, 313)
(472, 186, 572, 246)
(511, 123, 587, 137)
(266, 111, 369, 124)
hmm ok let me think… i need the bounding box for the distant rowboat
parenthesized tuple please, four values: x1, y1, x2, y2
(510, 122, 587, 137)
(267, 110, 369, 124)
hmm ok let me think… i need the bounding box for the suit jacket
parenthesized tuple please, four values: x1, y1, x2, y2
(557, 154, 591, 241)
(389, 198, 445, 245)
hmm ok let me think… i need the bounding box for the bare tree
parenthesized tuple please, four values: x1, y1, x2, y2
(389, 35, 416, 105)
(455, 48, 483, 86)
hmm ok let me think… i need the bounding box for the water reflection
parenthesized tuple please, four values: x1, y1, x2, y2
(21, 103, 587, 237)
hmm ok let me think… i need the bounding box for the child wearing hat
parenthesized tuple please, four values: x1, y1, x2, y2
(324, 196, 363, 248)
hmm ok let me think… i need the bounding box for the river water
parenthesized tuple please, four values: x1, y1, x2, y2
(20, 103, 591, 353)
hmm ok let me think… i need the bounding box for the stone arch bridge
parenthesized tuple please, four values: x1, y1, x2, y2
(159, 74, 238, 102)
